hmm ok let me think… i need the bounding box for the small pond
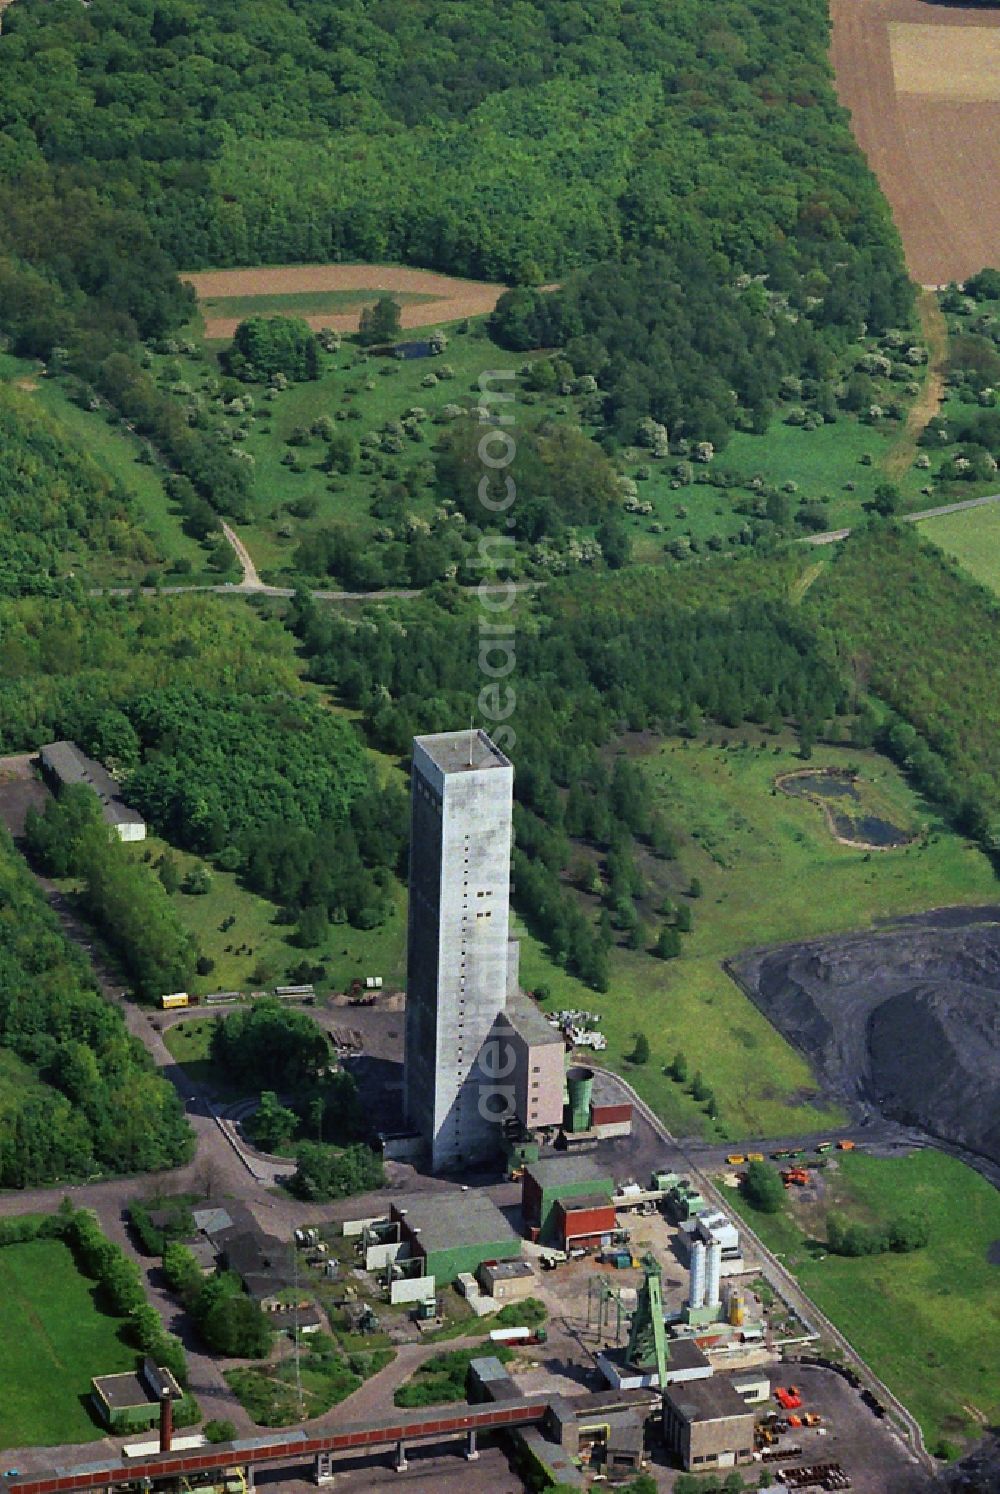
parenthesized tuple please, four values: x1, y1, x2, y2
(777, 769, 914, 849)
(781, 771, 859, 801)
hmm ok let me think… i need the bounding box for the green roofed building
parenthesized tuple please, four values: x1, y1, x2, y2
(521, 1155, 615, 1245)
(390, 1190, 521, 1284)
(91, 1359, 182, 1433)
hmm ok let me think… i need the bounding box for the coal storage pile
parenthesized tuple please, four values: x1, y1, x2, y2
(731, 911, 1000, 1169)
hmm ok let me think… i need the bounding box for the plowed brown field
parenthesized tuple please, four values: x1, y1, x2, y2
(185, 263, 510, 341)
(830, 0, 1000, 286)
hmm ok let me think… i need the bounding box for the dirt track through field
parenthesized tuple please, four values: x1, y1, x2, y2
(885, 288, 947, 476)
(185, 263, 511, 340)
(830, 0, 1000, 286)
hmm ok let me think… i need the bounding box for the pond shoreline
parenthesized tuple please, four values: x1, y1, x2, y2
(775, 766, 916, 851)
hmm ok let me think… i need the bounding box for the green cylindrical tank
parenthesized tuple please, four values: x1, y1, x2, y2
(566, 1065, 595, 1133)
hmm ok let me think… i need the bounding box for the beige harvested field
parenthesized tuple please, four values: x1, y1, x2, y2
(831, 0, 1000, 286)
(184, 263, 510, 341)
(890, 23, 1000, 101)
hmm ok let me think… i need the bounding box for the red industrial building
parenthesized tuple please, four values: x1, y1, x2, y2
(554, 1193, 618, 1251)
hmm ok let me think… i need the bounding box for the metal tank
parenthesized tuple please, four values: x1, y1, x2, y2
(689, 1238, 707, 1310)
(565, 1065, 595, 1133)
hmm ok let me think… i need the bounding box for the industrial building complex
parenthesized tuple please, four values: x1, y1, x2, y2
(0, 727, 929, 1494)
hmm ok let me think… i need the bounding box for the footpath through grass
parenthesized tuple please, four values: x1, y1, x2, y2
(0, 1237, 134, 1448)
(526, 735, 995, 1139)
(724, 1150, 1000, 1452)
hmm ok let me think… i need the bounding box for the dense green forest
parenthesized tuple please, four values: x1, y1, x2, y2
(0, 593, 405, 931)
(807, 523, 1000, 849)
(122, 688, 405, 927)
(0, 0, 916, 550)
(491, 242, 911, 450)
(25, 787, 200, 999)
(0, 0, 906, 297)
(0, 826, 192, 1186)
(0, 383, 156, 594)
(0, 592, 300, 749)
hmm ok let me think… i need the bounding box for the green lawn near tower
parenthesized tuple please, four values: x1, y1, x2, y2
(0, 1236, 135, 1448)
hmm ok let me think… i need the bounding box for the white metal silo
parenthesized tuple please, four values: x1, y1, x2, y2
(705, 1238, 722, 1309)
(689, 1238, 707, 1310)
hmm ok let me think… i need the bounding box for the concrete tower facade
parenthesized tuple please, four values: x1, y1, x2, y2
(404, 729, 515, 1170)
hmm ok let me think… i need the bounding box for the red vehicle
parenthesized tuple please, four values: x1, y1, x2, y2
(775, 1386, 803, 1411)
(782, 1168, 810, 1187)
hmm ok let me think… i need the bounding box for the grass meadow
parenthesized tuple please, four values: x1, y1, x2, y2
(917, 501, 1000, 596)
(133, 835, 407, 999)
(0, 1237, 133, 1448)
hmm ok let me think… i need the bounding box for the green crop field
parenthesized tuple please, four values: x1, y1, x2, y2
(524, 735, 995, 1139)
(0, 1237, 135, 1448)
(200, 289, 438, 321)
(724, 1150, 1000, 1451)
(918, 502, 1000, 596)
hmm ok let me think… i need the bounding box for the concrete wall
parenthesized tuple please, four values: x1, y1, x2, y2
(342, 1215, 387, 1238)
(115, 821, 147, 842)
(508, 1021, 564, 1130)
(389, 1273, 436, 1305)
(365, 1241, 404, 1271)
(381, 1134, 424, 1162)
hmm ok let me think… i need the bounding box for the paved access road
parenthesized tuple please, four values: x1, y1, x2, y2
(804, 489, 1000, 546)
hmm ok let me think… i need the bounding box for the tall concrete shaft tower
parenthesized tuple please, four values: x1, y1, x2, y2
(404, 729, 514, 1170)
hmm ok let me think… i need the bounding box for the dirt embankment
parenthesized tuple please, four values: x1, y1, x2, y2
(731, 910, 1000, 1169)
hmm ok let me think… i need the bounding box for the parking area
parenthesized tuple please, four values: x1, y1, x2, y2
(757, 1363, 928, 1494)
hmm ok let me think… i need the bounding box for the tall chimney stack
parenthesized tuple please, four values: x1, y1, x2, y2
(159, 1390, 173, 1453)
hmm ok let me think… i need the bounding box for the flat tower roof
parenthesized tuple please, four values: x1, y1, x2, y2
(414, 729, 511, 775)
(506, 991, 565, 1049)
(556, 1193, 616, 1215)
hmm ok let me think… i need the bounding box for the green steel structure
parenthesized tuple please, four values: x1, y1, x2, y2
(626, 1253, 668, 1382)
